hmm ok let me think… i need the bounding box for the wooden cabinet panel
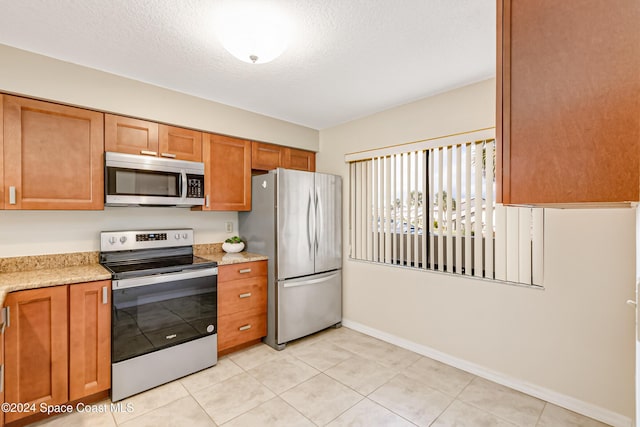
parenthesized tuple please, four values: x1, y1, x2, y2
(285, 148, 316, 172)
(218, 277, 267, 317)
(0, 94, 4, 210)
(217, 261, 267, 354)
(251, 141, 286, 171)
(3, 96, 104, 210)
(498, 0, 640, 204)
(201, 134, 251, 211)
(105, 114, 159, 156)
(159, 124, 202, 162)
(218, 260, 267, 282)
(69, 281, 111, 401)
(218, 311, 267, 351)
(4, 286, 68, 423)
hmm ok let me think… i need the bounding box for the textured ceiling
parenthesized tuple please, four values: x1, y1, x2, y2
(0, 0, 496, 130)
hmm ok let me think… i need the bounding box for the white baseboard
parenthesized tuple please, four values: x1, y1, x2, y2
(341, 318, 634, 427)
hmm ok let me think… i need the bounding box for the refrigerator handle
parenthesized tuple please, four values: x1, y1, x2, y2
(315, 188, 322, 253)
(307, 190, 314, 257)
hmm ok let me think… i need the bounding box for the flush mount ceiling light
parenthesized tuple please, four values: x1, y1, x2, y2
(216, 3, 292, 64)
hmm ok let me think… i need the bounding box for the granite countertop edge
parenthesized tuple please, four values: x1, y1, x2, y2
(0, 251, 268, 306)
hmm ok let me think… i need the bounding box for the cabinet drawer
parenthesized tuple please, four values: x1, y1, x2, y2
(218, 311, 267, 350)
(219, 276, 267, 317)
(218, 260, 267, 282)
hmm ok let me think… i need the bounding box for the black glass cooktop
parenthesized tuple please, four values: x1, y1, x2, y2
(103, 255, 217, 280)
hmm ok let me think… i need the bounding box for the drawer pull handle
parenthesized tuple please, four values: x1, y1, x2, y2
(9, 186, 16, 205)
(161, 152, 177, 158)
(140, 150, 158, 156)
(239, 292, 252, 299)
(102, 286, 108, 304)
(239, 324, 252, 331)
(239, 268, 252, 274)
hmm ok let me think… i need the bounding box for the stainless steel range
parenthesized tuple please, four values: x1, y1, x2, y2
(100, 228, 218, 401)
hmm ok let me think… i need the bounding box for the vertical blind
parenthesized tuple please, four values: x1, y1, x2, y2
(346, 129, 544, 286)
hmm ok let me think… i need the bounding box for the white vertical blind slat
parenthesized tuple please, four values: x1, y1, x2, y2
(406, 153, 412, 266)
(473, 142, 483, 277)
(399, 153, 405, 266)
(532, 208, 545, 286)
(455, 144, 462, 273)
(365, 160, 372, 261)
(422, 150, 428, 270)
(372, 158, 379, 262)
(385, 156, 392, 264)
(464, 143, 472, 276)
(446, 146, 454, 272)
(485, 140, 495, 279)
(518, 208, 532, 285)
(494, 203, 507, 281)
(428, 150, 435, 269)
(437, 148, 444, 271)
(392, 154, 397, 264)
(413, 152, 420, 265)
(506, 206, 520, 282)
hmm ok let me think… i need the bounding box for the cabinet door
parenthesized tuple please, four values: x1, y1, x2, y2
(158, 124, 202, 162)
(105, 114, 159, 156)
(498, 0, 640, 204)
(202, 134, 251, 211)
(3, 96, 104, 210)
(251, 141, 286, 171)
(285, 148, 316, 172)
(0, 94, 4, 210)
(4, 286, 68, 423)
(69, 281, 111, 401)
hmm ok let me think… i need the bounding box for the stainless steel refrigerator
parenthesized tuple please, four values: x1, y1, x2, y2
(239, 168, 342, 350)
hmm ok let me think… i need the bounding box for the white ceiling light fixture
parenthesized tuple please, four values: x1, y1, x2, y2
(216, 2, 292, 64)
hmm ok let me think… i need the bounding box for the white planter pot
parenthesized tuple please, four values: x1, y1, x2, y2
(222, 242, 245, 253)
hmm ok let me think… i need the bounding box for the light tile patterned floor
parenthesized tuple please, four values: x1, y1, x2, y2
(32, 327, 611, 427)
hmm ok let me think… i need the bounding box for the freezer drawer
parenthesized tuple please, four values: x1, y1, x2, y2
(277, 270, 342, 344)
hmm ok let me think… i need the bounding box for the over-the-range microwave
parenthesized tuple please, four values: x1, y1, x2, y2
(105, 152, 205, 207)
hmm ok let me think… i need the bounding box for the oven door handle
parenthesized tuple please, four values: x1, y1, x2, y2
(113, 267, 218, 290)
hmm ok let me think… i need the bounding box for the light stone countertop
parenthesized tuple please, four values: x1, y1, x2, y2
(0, 264, 112, 307)
(0, 249, 268, 306)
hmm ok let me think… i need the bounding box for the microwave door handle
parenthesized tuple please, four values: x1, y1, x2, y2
(181, 171, 188, 199)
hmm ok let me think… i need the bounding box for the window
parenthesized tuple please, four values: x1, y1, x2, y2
(346, 128, 543, 286)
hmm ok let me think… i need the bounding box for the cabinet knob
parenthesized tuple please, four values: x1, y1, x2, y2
(9, 186, 16, 205)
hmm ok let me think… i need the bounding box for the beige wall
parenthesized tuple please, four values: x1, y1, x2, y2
(318, 78, 636, 423)
(0, 44, 319, 149)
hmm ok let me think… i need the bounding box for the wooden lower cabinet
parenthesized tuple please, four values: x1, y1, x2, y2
(217, 261, 267, 355)
(69, 281, 111, 401)
(3, 286, 68, 423)
(2, 281, 111, 424)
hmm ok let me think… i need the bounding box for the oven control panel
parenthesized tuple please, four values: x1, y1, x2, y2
(136, 233, 167, 242)
(100, 229, 194, 251)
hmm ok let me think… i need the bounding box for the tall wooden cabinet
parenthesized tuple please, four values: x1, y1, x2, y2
(201, 134, 252, 211)
(3, 96, 104, 210)
(3, 281, 111, 424)
(497, 0, 640, 205)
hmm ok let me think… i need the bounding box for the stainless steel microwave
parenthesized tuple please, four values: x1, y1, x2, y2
(105, 152, 205, 207)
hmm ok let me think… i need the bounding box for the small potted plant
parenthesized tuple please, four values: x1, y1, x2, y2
(222, 236, 245, 253)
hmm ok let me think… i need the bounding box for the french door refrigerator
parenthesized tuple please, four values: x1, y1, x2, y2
(239, 168, 342, 350)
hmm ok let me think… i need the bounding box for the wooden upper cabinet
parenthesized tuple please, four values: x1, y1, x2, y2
(105, 114, 159, 156)
(251, 141, 286, 171)
(158, 124, 202, 162)
(3, 96, 104, 210)
(69, 281, 111, 401)
(0, 94, 4, 210)
(285, 147, 316, 172)
(4, 286, 69, 423)
(498, 0, 640, 205)
(252, 141, 316, 172)
(200, 134, 251, 211)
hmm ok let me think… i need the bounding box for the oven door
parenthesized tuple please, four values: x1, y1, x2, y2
(111, 268, 217, 363)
